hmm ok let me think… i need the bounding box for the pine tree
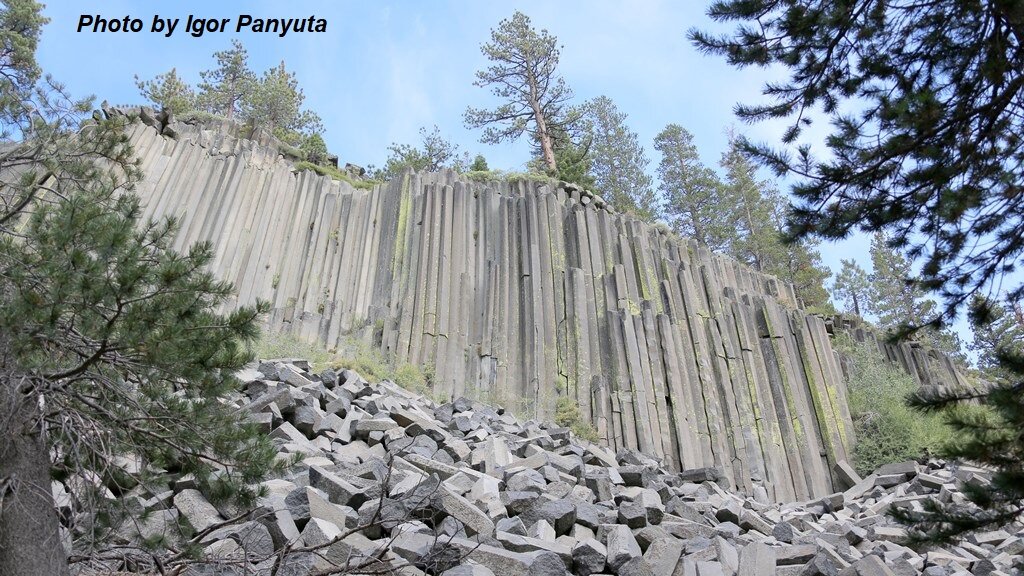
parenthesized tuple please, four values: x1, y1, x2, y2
(716, 136, 833, 310)
(376, 125, 464, 181)
(693, 0, 1024, 544)
(867, 232, 928, 330)
(197, 39, 255, 120)
(469, 154, 489, 172)
(0, 3, 278, 572)
(654, 124, 733, 252)
(243, 61, 323, 145)
(584, 96, 658, 221)
(968, 296, 1024, 383)
(833, 259, 871, 317)
(867, 233, 966, 361)
(538, 115, 596, 188)
(690, 1, 1024, 323)
(764, 231, 833, 312)
(134, 67, 196, 115)
(464, 11, 585, 173)
(300, 132, 329, 165)
(720, 136, 779, 273)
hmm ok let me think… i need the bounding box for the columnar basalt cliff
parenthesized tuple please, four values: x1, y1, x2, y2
(121, 113, 960, 503)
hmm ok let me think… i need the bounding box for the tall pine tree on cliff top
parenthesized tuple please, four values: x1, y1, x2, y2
(691, 0, 1024, 543)
(585, 96, 659, 221)
(465, 11, 586, 174)
(655, 123, 732, 252)
(197, 39, 256, 120)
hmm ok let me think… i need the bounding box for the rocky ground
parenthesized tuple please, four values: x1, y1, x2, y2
(66, 360, 1022, 576)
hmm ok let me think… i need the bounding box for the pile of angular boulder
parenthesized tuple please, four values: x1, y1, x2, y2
(71, 359, 1022, 576)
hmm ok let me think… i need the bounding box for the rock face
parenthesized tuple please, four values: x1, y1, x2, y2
(79, 360, 1020, 576)
(121, 114, 962, 501)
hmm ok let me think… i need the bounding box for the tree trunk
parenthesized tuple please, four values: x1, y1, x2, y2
(525, 69, 557, 174)
(0, 386, 69, 576)
(537, 121, 557, 173)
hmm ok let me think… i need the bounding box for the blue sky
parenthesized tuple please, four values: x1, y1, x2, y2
(37, 0, 915, 329)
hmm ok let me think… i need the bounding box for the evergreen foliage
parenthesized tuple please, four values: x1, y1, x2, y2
(243, 61, 323, 145)
(464, 11, 586, 173)
(585, 96, 659, 221)
(469, 154, 489, 172)
(654, 124, 732, 252)
(832, 259, 871, 317)
(530, 116, 596, 189)
(136, 45, 323, 147)
(134, 68, 196, 116)
(692, 0, 1024, 542)
(690, 0, 1024, 324)
(299, 132, 329, 166)
(654, 126, 832, 309)
(0, 3, 278, 572)
(868, 233, 965, 362)
(196, 39, 255, 120)
(720, 137, 832, 310)
(375, 125, 466, 180)
(720, 137, 779, 273)
(968, 296, 1024, 384)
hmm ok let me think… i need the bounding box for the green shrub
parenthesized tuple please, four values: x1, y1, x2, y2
(300, 133, 329, 165)
(462, 169, 555, 185)
(331, 337, 390, 381)
(279, 143, 305, 162)
(555, 396, 599, 442)
(251, 332, 340, 373)
(294, 161, 378, 190)
(840, 337, 952, 475)
(393, 362, 433, 396)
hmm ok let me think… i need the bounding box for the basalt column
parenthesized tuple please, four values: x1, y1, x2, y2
(130, 117, 867, 501)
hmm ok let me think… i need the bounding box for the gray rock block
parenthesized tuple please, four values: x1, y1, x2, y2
(433, 485, 495, 537)
(618, 500, 648, 529)
(174, 489, 223, 533)
(520, 499, 577, 536)
(507, 469, 548, 493)
(572, 538, 608, 576)
(605, 524, 642, 571)
(308, 466, 371, 509)
(643, 536, 683, 576)
(442, 564, 497, 576)
(738, 542, 776, 576)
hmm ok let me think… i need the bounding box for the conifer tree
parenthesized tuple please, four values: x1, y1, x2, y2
(469, 154, 489, 172)
(867, 232, 929, 330)
(465, 11, 584, 173)
(833, 259, 871, 317)
(300, 132, 329, 165)
(654, 124, 732, 252)
(538, 116, 596, 189)
(0, 3, 278, 573)
(376, 125, 465, 180)
(968, 296, 1024, 383)
(868, 233, 965, 360)
(585, 96, 659, 221)
(197, 39, 255, 120)
(691, 1, 1024, 323)
(134, 67, 196, 115)
(243, 61, 323, 145)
